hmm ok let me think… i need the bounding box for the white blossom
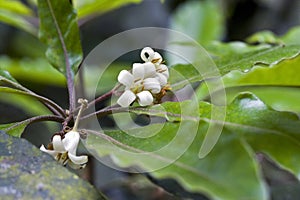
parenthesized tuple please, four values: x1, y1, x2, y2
(117, 68, 161, 107)
(117, 47, 170, 107)
(40, 99, 89, 169)
(40, 130, 88, 169)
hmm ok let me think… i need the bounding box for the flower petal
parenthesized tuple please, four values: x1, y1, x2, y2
(143, 78, 161, 94)
(157, 64, 169, 79)
(117, 70, 134, 87)
(143, 62, 156, 78)
(156, 73, 168, 86)
(40, 145, 58, 157)
(141, 47, 155, 62)
(132, 63, 145, 80)
(152, 52, 163, 64)
(117, 90, 136, 107)
(52, 135, 66, 152)
(136, 91, 153, 106)
(63, 130, 80, 154)
(68, 153, 88, 165)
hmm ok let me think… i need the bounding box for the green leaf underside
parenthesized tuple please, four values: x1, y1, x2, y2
(38, 0, 82, 77)
(84, 93, 300, 199)
(73, 0, 142, 19)
(0, 69, 18, 83)
(0, 121, 29, 138)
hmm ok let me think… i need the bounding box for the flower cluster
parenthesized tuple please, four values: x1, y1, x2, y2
(40, 99, 88, 169)
(117, 47, 170, 107)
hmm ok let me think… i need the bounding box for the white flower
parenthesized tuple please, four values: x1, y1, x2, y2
(117, 47, 170, 107)
(117, 69, 161, 107)
(40, 130, 88, 169)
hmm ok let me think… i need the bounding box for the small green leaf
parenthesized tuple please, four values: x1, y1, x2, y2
(38, 0, 83, 77)
(0, 121, 29, 137)
(73, 0, 143, 19)
(0, 68, 18, 83)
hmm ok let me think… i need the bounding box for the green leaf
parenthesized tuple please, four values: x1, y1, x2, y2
(0, 56, 65, 86)
(0, 121, 29, 137)
(214, 44, 300, 74)
(197, 52, 300, 113)
(73, 0, 143, 19)
(0, 131, 107, 199)
(38, 0, 83, 77)
(0, 68, 18, 83)
(168, 25, 300, 91)
(170, 0, 224, 45)
(0, 0, 36, 34)
(170, 43, 300, 90)
(84, 93, 300, 199)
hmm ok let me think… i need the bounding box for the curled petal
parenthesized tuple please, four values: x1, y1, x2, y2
(63, 130, 80, 155)
(118, 70, 134, 87)
(68, 153, 88, 165)
(132, 63, 145, 80)
(143, 78, 161, 94)
(40, 145, 58, 157)
(156, 73, 168, 86)
(152, 52, 163, 64)
(52, 135, 66, 152)
(117, 90, 136, 107)
(141, 47, 155, 62)
(158, 64, 169, 79)
(136, 91, 153, 106)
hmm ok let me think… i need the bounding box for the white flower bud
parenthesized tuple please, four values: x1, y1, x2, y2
(118, 70, 134, 87)
(117, 89, 136, 107)
(136, 91, 153, 106)
(143, 78, 161, 94)
(141, 47, 155, 62)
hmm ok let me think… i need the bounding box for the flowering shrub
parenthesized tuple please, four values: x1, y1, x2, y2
(0, 0, 300, 200)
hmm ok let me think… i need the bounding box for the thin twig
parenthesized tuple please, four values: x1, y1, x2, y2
(81, 104, 125, 120)
(2, 79, 66, 117)
(4, 115, 64, 132)
(89, 84, 121, 108)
